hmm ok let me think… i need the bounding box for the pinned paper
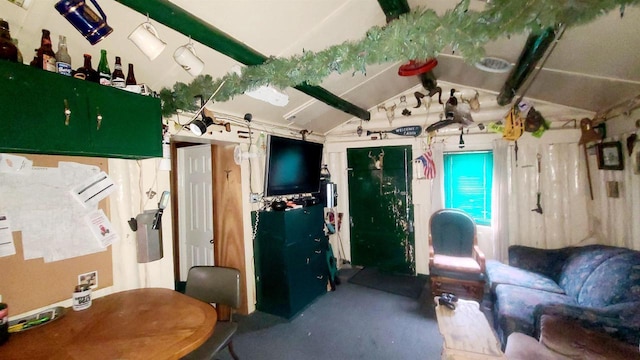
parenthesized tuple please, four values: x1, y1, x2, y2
(70, 171, 116, 208)
(0, 154, 33, 174)
(0, 214, 16, 258)
(84, 209, 119, 247)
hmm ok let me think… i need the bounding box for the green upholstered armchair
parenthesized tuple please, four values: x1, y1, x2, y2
(428, 208, 486, 301)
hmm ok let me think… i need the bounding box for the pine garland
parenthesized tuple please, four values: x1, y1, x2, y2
(160, 0, 637, 117)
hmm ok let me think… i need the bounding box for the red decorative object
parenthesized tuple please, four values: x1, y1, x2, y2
(398, 58, 438, 76)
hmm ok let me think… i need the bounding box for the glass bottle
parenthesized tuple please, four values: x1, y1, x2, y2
(74, 54, 99, 82)
(97, 49, 111, 85)
(29, 48, 38, 67)
(110, 56, 125, 88)
(0, 19, 18, 62)
(55, 35, 72, 76)
(37, 29, 56, 72)
(125, 63, 136, 86)
(0, 302, 7, 345)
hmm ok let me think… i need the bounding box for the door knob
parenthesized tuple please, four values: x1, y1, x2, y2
(209, 239, 214, 244)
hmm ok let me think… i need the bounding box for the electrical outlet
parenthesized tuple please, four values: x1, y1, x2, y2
(250, 193, 260, 203)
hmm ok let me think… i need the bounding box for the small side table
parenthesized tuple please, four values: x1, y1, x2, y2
(434, 297, 506, 360)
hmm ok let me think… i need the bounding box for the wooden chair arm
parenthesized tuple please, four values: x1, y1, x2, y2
(428, 236, 435, 268)
(473, 245, 486, 272)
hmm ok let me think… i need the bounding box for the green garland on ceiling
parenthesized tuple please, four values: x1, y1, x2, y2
(159, 0, 637, 117)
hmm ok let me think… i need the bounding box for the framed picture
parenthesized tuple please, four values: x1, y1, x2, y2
(597, 141, 624, 170)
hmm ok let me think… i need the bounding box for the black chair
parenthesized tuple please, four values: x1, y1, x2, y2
(181, 266, 241, 360)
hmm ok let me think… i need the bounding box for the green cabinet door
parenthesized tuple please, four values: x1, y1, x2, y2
(86, 85, 161, 158)
(0, 61, 161, 159)
(347, 146, 415, 274)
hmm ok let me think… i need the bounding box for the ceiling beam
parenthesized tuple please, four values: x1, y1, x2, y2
(377, 0, 411, 22)
(114, 0, 370, 121)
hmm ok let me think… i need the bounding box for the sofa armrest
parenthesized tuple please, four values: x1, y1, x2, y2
(473, 245, 486, 273)
(533, 302, 640, 347)
(508, 245, 571, 280)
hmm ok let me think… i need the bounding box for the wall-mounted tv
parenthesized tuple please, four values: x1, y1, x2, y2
(264, 135, 324, 198)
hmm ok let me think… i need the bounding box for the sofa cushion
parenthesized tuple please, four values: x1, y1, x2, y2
(578, 251, 640, 307)
(539, 315, 640, 360)
(494, 284, 576, 345)
(558, 245, 627, 299)
(432, 254, 482, 273)
(504, 332, 572, 360)
(486, 260, 564, 294)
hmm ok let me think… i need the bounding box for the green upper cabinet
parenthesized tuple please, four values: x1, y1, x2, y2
(0, 61, 162, 159)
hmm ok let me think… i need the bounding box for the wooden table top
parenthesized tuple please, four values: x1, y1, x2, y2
(0, 288, 217, 360)
(434, 297, 506, 360)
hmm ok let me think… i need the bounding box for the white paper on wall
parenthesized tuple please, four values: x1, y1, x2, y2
(85, 209, 119, 247)
(0, 153, 33, 174)
(70, 171, 116, 208)
(0, 214, 16, 258)
(0, 161, 113, 262)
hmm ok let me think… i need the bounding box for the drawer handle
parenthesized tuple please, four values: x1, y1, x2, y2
(316, 275, 324, 280)
(96, 107, 103, 130)
(315, 250, 321, 254)
(306, 258, 310, 264)
(64, 99, 71, 126)
(314, 238, 321, 242)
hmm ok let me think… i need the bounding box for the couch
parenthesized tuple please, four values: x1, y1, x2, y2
(485, 244, 640, 348)
(505, 314, 640, 360)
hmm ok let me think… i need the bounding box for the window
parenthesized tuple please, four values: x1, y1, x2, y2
(443, 151, 493, 226)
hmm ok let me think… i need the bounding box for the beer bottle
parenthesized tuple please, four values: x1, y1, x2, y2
(0, 19, 18, 62)
(125, 63, 136, 86)
(37, 29, 56, 72)
(29, 48, 38, 67)
(97, 49, 111, 85)
(75, 54, 99, 82)
(0, 302, 8, 345)
(110, 56, 125, 88)
(55, 35, 72, 76)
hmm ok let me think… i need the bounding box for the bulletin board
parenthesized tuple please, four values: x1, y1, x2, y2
(0, 154, 113, 315)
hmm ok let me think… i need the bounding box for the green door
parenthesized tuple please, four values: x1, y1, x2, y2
(347, 145, 415, 274)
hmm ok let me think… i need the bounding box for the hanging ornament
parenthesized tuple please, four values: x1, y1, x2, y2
(399, 96, 411, 116)
(377, 103, 397, 126)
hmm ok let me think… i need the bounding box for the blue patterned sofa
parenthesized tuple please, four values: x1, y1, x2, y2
(485, 244, 640, 348)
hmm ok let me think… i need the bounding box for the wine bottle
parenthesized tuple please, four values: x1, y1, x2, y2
(126, 63, 136, 86)
(97, 49, 111, 85)
(74, 54, 99, 82)
(0, 19, 18, 62)
(55, 35, 72, 76)
(110, 56, 125, 88)
(37, 29, 56, 72)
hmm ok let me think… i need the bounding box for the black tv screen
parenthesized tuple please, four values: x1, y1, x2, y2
(264, 135, 323, 197)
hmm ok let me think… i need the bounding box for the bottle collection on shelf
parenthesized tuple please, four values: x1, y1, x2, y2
(0, 20, 151, 96)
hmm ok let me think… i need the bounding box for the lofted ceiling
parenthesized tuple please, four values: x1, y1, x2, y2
(2, 0, 639, 137)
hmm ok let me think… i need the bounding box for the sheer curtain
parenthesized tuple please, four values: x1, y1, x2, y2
(429, 141, 445, 213)
(491, 139, 510, 262)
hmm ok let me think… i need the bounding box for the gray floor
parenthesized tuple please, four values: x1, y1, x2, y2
(216, 268, 443, 360)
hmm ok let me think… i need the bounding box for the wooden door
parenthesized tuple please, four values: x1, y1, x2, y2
(347, 146, 415, 274)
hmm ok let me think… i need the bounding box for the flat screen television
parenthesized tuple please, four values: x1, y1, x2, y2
(263, 135, 324, 198)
